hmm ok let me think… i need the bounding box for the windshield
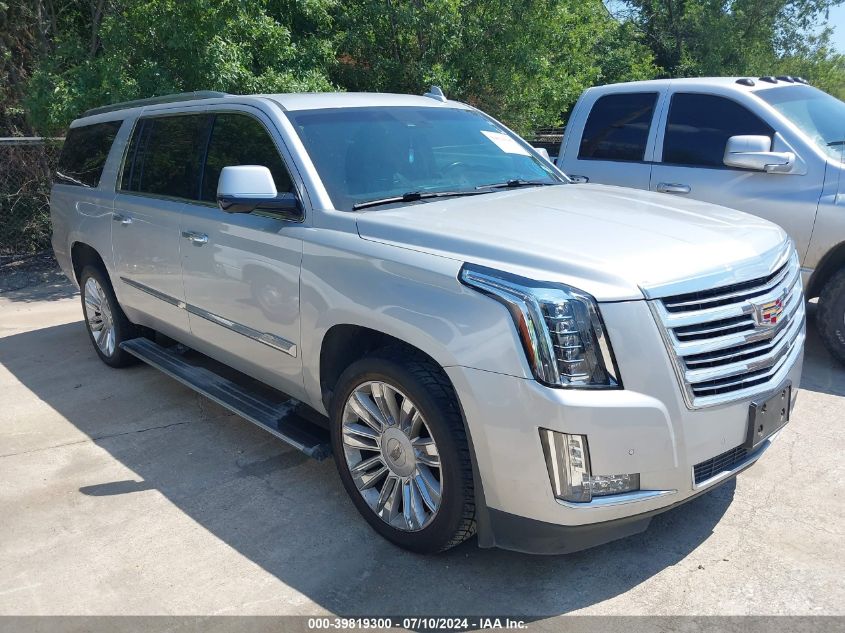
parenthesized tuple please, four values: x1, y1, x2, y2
(285, 106, 563, 211)
(757, 85, 845, 162)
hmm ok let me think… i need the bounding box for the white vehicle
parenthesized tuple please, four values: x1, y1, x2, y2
(50, 89, 803, 554)
(557, 76, 845, 364)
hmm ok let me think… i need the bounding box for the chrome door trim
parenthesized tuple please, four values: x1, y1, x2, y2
(121, 276, 186, 309)
(185, 304, 297, 357)
(119, 277, 297, 357)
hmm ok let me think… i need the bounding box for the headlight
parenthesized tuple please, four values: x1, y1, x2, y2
(459, 263, 620, 388)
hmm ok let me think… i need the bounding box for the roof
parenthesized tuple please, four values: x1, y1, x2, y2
(586, 76, 811, 94)
(268, 91, 468, 111)
(77, 90, 468, 123)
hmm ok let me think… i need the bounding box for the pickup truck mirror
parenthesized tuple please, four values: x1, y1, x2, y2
(217, 165, 302, 217)
(723, 135, 795, 173)
(533, 147, 551, 162)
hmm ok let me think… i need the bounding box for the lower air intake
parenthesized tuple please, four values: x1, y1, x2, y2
(693, 445, 749, 484)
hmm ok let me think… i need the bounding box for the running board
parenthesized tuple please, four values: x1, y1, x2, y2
(120, 337, 332, 460)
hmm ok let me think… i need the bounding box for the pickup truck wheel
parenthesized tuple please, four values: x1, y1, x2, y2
(817, 268, 845, 365)
(330, 350, 476, 553)
(80, 265, 138, 368)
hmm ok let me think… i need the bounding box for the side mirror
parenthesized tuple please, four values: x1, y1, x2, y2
(533, 147, 552, 162)
(723, 135, 795, 173)
(217, 165, 302, 217)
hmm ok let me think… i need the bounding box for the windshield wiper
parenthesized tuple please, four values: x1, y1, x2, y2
(827, 140, 845, 146)
(475, 179, 560, 190)
(352, 189, 488, 210)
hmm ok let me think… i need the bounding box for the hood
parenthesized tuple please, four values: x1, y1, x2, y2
(355, 183, 790, 301)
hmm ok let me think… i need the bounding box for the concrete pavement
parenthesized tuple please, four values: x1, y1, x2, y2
(0, 279, 843, 618)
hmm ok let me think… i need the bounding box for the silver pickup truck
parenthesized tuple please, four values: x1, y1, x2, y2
(51, 89, 804, 554)
(557, 76, 845, 365)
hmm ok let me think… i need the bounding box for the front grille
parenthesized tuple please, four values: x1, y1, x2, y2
(650, 248, 805, 408)
(694, 445, 749, 484)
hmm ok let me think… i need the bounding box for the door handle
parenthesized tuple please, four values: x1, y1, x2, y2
(181, 231, 209, 246)
(656, 182, 691, 194)
(113, 213, 132, 225)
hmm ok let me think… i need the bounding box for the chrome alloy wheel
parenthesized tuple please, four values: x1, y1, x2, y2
(341, 381, 442, 531)
(84, 277, 116, 357)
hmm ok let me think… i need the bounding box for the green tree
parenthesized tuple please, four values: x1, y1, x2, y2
(614, 0, 845, 96)
(334, 0, 657, 134)
(25, 0, 338, 134)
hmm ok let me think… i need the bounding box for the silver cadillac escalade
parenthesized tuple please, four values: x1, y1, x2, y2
(50, 88, 805, 554)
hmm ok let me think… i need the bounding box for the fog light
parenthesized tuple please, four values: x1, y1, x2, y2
(539, 429, 640, 503)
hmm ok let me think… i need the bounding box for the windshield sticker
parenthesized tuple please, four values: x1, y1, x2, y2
(481, 130, 530, 156)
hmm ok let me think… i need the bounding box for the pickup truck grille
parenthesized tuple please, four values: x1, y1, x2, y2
(650, 249, 805, 408)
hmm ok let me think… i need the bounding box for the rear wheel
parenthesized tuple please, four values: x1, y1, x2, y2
(80, 265, 139, 368)
(817, 268, 845, 365)
(330, 349, 475, 553)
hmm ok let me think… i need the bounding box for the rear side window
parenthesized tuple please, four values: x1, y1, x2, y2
(578, 92, 657, 161)
(121, 114, 208, 199)
(663, 93, 774, 167)
(200, 113, 293, 202)
(56, 121, 122, 187)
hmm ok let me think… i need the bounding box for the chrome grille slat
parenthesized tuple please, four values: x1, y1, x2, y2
(684, 315, 798, 368)
(662, 264, 800, 328)
(650, 249, 805, 409)
(672, 278, 803, 356)
(663, 261, 790, 312)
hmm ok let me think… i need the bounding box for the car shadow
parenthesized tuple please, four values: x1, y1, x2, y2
(0, 318, 739, 618)
(799, 302, 845, 397)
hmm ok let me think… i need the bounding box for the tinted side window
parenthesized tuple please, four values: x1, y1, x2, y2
(663, 93, 774, 167)
(200, 113, 293, 202)
(578, 92, 657, 161)
(121, 114, 207, 199)
(56, 121, 122, 187)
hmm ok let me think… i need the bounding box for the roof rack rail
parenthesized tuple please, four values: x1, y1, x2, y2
(82, 91, 230, 118)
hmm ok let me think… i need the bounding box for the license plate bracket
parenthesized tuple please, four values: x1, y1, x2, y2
(746, 382, 791, 450)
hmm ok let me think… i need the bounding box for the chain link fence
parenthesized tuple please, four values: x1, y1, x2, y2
(0, 138, 63, 262)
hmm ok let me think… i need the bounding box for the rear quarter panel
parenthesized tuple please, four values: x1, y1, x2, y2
(50, 114, 135, 286)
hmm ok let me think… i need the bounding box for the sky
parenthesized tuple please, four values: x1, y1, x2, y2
(829, 4, 845, 53)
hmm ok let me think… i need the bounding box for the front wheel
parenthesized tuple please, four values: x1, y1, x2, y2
(330, 349, 476, 553)
(80, 265, 139, 368)
(817, 268, 845, 366)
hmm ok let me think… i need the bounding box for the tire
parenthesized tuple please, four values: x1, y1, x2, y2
(817, 268, 845, 365)
(79, 265, 139, 368)
(330, 347, 476, 553)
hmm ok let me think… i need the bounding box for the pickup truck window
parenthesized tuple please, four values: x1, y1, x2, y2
(200, 113, 294, 202)
(121, 114, 207, 200)
(55, 120, 122, 187)
(286, 106, 560, 211)
(663, 93, 773, 168)
(758, 85, 845, 162)
(578, 92, 657, 162)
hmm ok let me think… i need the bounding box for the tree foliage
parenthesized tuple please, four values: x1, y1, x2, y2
(4, 0, 845, 136)
(334, 0, 656, 133)
(615, 0, 845, 96)
(23, 0, 338, 134)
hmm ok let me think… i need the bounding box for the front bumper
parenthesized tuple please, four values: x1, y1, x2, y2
(446, 299, 805, 554)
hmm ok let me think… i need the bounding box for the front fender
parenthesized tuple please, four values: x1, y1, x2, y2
(298, 229, 531, 413)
